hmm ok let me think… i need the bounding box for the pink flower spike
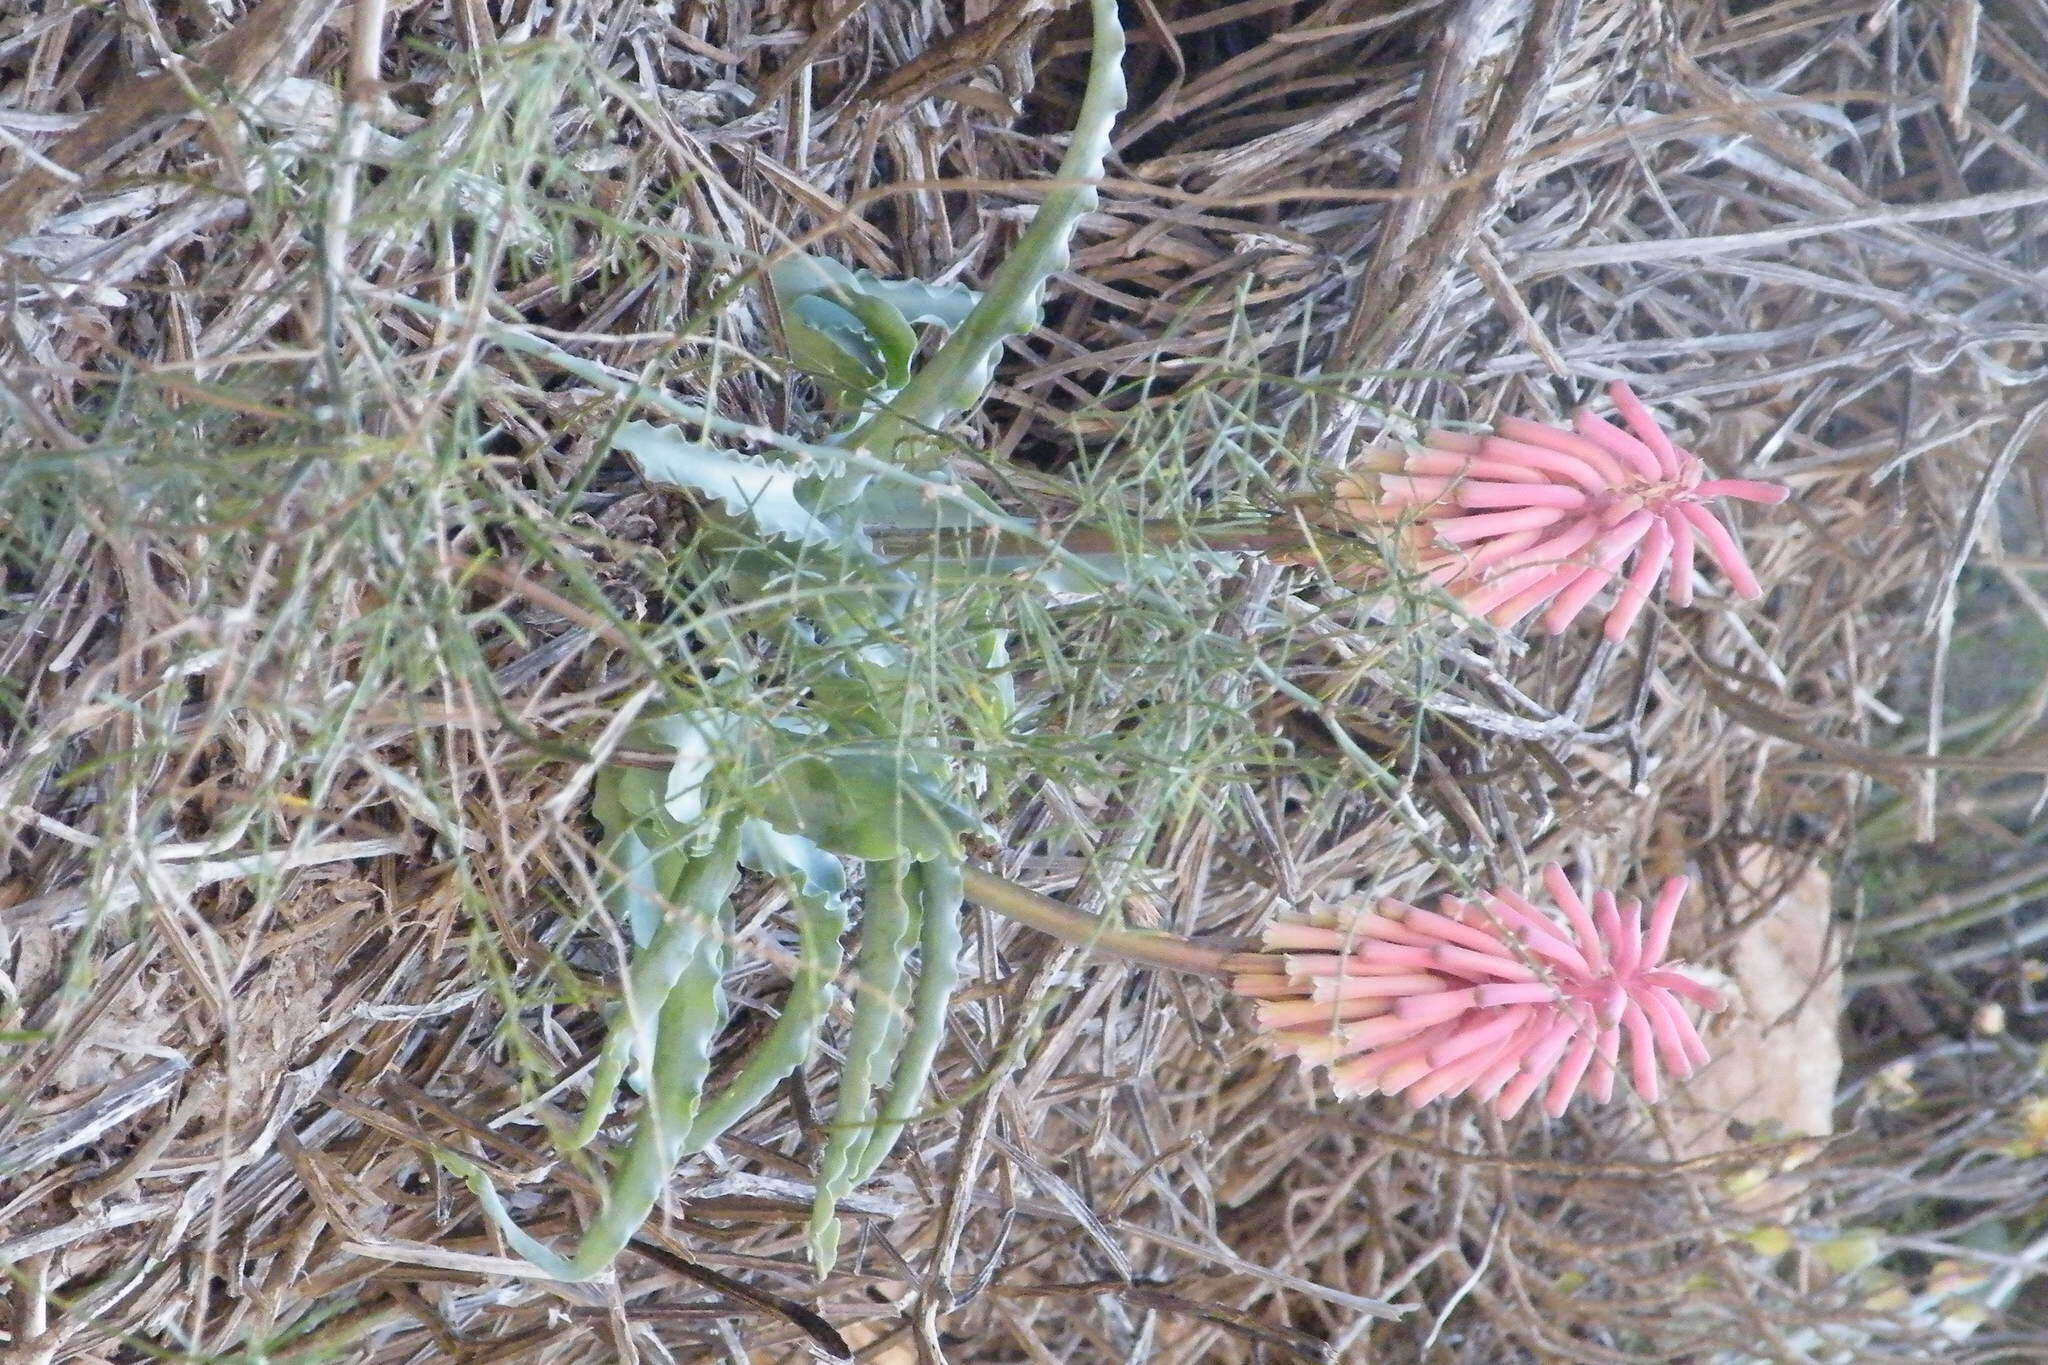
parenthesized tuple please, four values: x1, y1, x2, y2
(1378, 475, 1454, 506)
(1316, 384, 1787, 639)
(1610, 897, 1645, 978)
(1474, 981, 1558, 1007)
(1601, 519, 1673, 642)
(1394, 986, 1487, 1024)
(1676, 501, 1764, 598)
(1694, 479, 1789, 504)
(1641, 876, 1689, 966)
(1494, 1067, 1547, 1120)
(1518, 1012, 1582, 1081)
(1545, 1034, 1600, 1116)
(1235, 871, 1727, 1118)
(1622, 999, 1663, 1101)
(1357, 942, 1439, 973)
(1404, 1049, 1501, 1107)
(1666, 511, 1697, 608)
(1477, 434, 1606, 490)
(1406, 451, 1543, 483)
(1283, 954, 1424, 980)
(1465, 562, 1580, 622)
(1587, 1026, 1621, 1104)
(1336, 1023, 1460, 1085)
(1310, 972, 1448, 1001)
(1639, 987, 1704, 1076)
(1607, 380, 1684, 478)
(1542, 864, 1606, 974)
(1490, 571, 1588, 631)
(1479, 889, 1593, 975)
(1450, 526, 1553, 578)
(1428, 1004, 1533, 1067)
(1261, 922, 1355, 952)
(1409, 1016, 1539, 1105)
(1643, 969, 1726, 1013)
(1473, 1035, 1540, 1102)
(1405, 903, 1523, 956)
(1594, 891, 1627, 975)
(1574, 408, 1664, 482)
(1492, 420, 1632, 486)
(1433, 505, 1570, 544)
(1457, 480, 1588, 511)
(1537, 565, 1620, 636)
(1340, 1012, 1446, 1053)
(1481, 516, 1608, 577)
(1372, 900, 1450, 946)
(1537, 510, 1653, 633)
(1257, 997, 1389, 1031)
(1431, 944, 1541, 982)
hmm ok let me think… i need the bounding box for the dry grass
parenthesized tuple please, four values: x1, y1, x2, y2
(4, 0, 2048, 1361)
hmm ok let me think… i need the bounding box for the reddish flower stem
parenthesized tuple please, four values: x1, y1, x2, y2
(960, 866, 1279, 978)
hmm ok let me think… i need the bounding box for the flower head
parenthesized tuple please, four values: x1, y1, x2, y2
(1234, 866, 1726, 1118)
(1332, 382, 1787, 641)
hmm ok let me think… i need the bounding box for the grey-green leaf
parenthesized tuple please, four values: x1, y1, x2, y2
(756, 749, 982, 863)
(784, 294, 888, 402)
(772, 254, 979, 332)
(616, 421, 846, 547)
(843, 0, 1126, 467)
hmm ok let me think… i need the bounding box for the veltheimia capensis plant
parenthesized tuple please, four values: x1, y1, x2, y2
(439, 0, 1793, 1286)
(438, 0, 1130, 1279)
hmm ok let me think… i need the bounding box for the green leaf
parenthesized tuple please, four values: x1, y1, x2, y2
(785, 294, 887, 404)
(615, 421, 848, 547)
(809, 856, 921, 1272)
(683, 821, 851, 1149)
(834, 470, 1006, 533)
(448, 822, 745, 1282)
(643, 707, 744, 831)
(848, 855, 963, 1180)
(771, 255, 979, 411)
(772, 255, 979, 333)
(755, 746, 982, 863)
(738, 820, 849, 909)
(844, 0, 1126, 467)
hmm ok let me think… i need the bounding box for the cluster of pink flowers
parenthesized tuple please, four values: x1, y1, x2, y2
(1333, 381, 1787, 641)
(1234, 867, 1727, 1118)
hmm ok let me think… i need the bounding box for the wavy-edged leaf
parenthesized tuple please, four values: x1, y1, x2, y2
(682, 821, 851, 1149)
(809, 857, 920, 1272)
(848, 855, 964, 1181)
(444, 823, 743, 1281)
(845, 0, 1126, 467)
(756, 747, 983, 863)
(773, 254, 978, 333)
(784, 294, 889, 406)
(837, 470, 1007, 533)
(773, 256, 979, 412)
(616, 421, 848, 547)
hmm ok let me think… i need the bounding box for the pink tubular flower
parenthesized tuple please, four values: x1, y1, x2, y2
(1334, 381, 1788, 641)
(1234, 866, 1727, 1118)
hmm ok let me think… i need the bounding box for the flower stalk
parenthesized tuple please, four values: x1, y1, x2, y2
(959, 866, 1279, 979)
